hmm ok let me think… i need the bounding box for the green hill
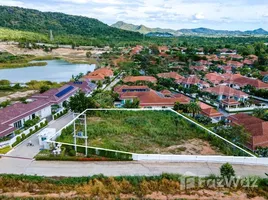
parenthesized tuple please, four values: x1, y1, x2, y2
(0, 6, 142, 44)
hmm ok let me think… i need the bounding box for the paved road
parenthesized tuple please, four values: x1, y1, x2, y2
(0, 160, 267, 177)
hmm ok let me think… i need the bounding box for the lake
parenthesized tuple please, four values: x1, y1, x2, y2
(0, 60, 96, 83)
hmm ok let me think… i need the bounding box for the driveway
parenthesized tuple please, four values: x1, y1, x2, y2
(5, 113, 74, 159)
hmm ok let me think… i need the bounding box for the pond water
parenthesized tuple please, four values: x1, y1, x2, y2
(0, 60, 95, 83)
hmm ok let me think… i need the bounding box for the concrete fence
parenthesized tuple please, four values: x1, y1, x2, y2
(132, 154, 268, 166)
(0, 119, 47, 148)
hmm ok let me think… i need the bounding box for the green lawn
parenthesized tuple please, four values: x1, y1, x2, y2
(56, 110, 247, 156)
(0, 146, 11, 154)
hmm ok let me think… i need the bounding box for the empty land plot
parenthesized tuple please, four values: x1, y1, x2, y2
(56, 110, 244, 156)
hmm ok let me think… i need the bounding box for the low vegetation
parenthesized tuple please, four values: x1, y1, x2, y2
(0, 168, 267, 199)
(57, 110, 249, 156)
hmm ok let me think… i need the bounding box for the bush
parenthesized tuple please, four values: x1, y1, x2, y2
(68, 149, 76, 157)
(220, 163, 235, 179)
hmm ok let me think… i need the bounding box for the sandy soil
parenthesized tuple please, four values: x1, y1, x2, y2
(1, 190, 265, 200)
(0, 90, 38, 103)
(163, 139, 221, 155)
(0, 43, 104, 63)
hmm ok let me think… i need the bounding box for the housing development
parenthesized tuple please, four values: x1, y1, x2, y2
(0, 3, 268, 200)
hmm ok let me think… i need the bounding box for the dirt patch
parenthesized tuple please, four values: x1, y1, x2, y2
(87, 117, 103, 122)
(162, 139, 221, 155)
(1, 190, 265, 200)
(0, 90, 38, 103)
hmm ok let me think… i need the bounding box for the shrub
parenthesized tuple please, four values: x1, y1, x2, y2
(220, 163, 235, 179)
(68, 149, 76, 157)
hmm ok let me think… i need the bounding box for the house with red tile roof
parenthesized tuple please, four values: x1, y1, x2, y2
(123, 76, 157, 83)
(130, 45, 143, 55)
(203, 85, 249, 102)
(177, 75, 210, 89)
(223, 73, 268, 90)
(83, 68, 113, 82)
(228, 54, 243, 60)
(158, 46, 169, 53)
(205, 73, 226, 85)
(114, 85, 190, 108)
(226, 61, 244, 68)
(157, 72, 184, 80)
(243, 59, 254, 66)
(228, 113, 268, 150)
(199, 102, 223, 122)
(195, 60, 212, 66)
(190, 65, 208, 72)
(219, 49, 237, 55)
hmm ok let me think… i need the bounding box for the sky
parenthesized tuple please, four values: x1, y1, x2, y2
(1, 0, 268, 31)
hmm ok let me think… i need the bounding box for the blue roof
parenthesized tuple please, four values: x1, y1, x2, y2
(55, 86, 75, 98)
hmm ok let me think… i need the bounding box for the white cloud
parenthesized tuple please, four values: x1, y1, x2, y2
(192, 12, 205, 20)
(0, 0, 24, 6)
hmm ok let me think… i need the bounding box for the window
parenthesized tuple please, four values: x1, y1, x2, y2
(14, 120, 22, 128)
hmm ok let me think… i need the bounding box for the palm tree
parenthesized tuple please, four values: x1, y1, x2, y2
(188, 101, 201, 118)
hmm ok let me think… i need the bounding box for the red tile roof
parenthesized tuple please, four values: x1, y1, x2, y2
(205, 73, 225, 85)
(204, 85, 248, 98)
(228, 113, 268, 150)
(234, 77, 268, 89)
(201, 108, 223, 118)
(123, 76, 157, 83)
(115, 85, 190, 107)
(157, 72, 184, 80)
(226, 61, 243, 68)
(84, 68, 113, 81)
(190, 65, 208, 71)
(177, 76, 210, 87)
(221, 98, 240, 105)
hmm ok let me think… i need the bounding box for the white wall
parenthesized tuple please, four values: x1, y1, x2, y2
(132, 154, 268, 166)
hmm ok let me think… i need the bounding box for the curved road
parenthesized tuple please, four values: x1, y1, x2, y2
(0, 113, 267, 178)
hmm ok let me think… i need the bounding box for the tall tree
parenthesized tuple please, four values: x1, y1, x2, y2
(187, 101, 201, 118)
(68, 90, 96, 113)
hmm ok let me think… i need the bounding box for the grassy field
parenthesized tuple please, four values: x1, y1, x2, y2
(57, 110, 247, 156)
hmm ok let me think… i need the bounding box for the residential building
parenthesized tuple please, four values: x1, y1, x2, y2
(203, 85, 249, 102)
(158, 46, 169, 53)
(0, 99, 51, 138)
(83, 68, 113, 82)
(219, 48, 237, 55)
(226, 61, 243, 68)
(177, 75, 210, 89)
(123, 76, 157, 83)
(228, 113, 268, 150)
(190, 65, 208, 72)
(224, 74, 268, 90)
(0, 81, 95, 139)
(114, 85, 190, 108)
(199, 102, 223, 123)
(205, 73, 226, 86)
(130, 45, 143, 55)
(157, 72, 184, 80)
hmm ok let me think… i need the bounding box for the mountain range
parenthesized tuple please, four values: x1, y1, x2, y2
(0, 6, 141, 40)
(111, 21, 268, 36)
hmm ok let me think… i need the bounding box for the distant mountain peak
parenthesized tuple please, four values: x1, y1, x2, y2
(111, 21, 268, 36)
